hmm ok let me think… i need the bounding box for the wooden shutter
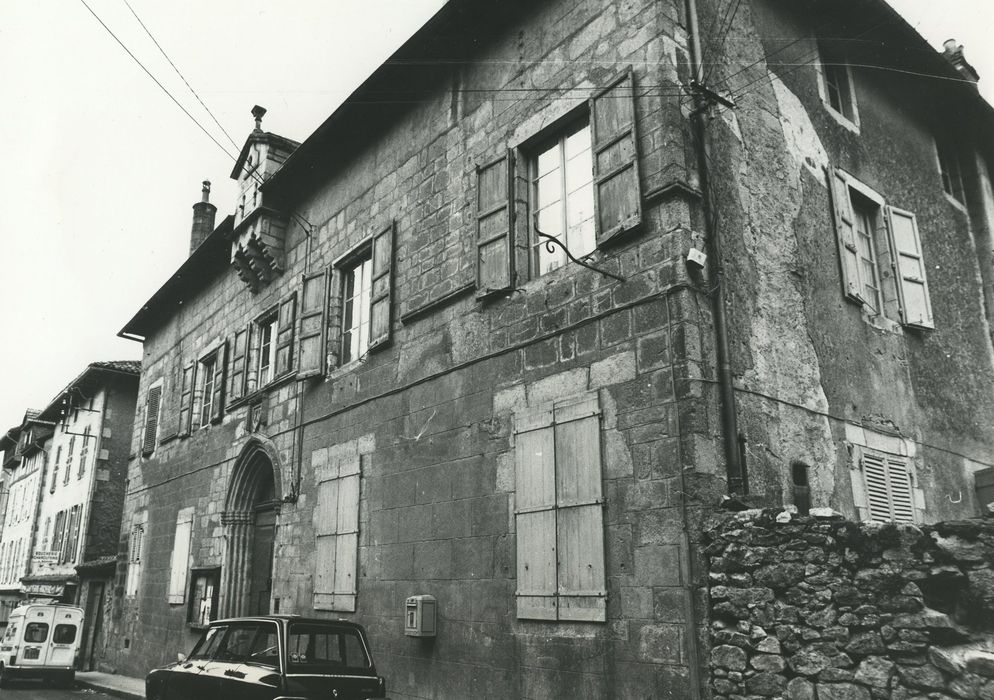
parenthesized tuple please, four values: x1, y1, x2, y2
(885, 207, 933, 329)
(335, 465, 360, 610)
(476, 153, 514, 297)
(275, 294, 298, 377)
(590, 68, 642, 245)
(862, 452, 915, 523)
(126, 522, 144, 596)
(298, 270, 329, 378)
(314, 457, 360, 612)
(514, 406, 558, 620)
(369, 222, 395, 350)
(554, 395, 606, 621)
(828, 168, 863, 302)
(211, 344, 227, 423)
(178, 363, 195, 438)
(158, 369, 179, 443)
(64, 505, 81, 563)
(142, 386, 162, 455)
(168, 509, 194, 604)
(52, 511, 66, 559)
(78, 426, 90, 477)
(65, 437, 75, 484)
(51, 447, 61, 493)
(229, 324, 251, 402)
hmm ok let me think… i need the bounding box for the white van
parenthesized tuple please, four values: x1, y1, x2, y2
(0, 603, 83, 687)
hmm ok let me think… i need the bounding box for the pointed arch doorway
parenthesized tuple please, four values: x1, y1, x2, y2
(220, 439, 282, 618)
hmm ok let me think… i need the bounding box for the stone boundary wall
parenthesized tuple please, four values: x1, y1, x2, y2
(703, 510, 994, 699)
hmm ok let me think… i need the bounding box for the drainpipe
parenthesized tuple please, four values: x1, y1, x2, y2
(685, 0, 745, 494)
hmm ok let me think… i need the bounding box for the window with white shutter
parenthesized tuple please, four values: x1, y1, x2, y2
(860, 450, 916, 523)
(126, 517, 146, 597)
(313, 456, 360, 612)
(514, 392, 606, 622)
(168, 508, 194, 604)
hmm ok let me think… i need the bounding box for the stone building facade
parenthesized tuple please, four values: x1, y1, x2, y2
(105, 0, 994, 696)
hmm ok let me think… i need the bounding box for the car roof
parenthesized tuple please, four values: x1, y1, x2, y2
(209, 615, 367, 631)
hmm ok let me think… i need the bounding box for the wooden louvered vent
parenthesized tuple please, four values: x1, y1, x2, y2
(862, 452, 915, 523)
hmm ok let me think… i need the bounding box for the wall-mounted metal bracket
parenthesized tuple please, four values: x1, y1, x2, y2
(536, 228, 626, 283)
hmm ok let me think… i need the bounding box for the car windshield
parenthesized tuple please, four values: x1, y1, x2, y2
(286, 623, 370, 672)
(188, 625, 226, 660)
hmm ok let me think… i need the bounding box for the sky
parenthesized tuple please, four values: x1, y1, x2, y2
(0, 0, 991, 433)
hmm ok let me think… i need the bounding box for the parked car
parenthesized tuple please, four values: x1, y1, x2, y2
(0, 603, 83, 688)
(145, 615, 388, 700)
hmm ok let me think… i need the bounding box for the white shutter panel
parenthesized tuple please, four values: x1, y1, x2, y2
(862, 452, 891, 523)
(554, 395, 606, 622)
(334, 470, 360, 612)
(885, 207, 934, 329)
(828, 168, 863, 303)
(314, 457, 361, 612)
(168, 509, 194, 604)
(514, 406, 558, 620)
(298, 270, 329, 378)
(885, 457, 915, 524)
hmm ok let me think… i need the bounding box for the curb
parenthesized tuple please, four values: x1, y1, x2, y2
(76, 678, 145, 700)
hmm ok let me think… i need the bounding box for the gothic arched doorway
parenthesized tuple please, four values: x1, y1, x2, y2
(220, 438, 282, 618)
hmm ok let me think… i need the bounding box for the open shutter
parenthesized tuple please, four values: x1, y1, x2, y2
(590, 68, 642, 245)
(885, 207, 933, 329)
(554, 395, 606, 621)
(229, 324, 250, 402)
(178, 363, 195, 438)
(142, 386, 162, 455)
(369, 222, 395, 350)
(476, 153, 514, 297)
(211, 344, 227, 423)
(828, 168, 863, 302)
(65, 505, 81, 563)
(52, 511, 66, 561)
(514, 406, 558, 620)
(275, 294, 298, 377)
(168, 509, 194, 604)
(298, 270, 329, 378)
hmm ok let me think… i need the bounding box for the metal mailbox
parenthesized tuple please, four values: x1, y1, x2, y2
(404, 595, 436, 637)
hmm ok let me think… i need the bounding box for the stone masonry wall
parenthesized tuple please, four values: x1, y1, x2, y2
(704, 509, 994, 700)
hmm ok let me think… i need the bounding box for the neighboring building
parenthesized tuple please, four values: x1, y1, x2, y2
(0, 411, 53, 625)
(105, 0, 994, 696)
(22, 361, 140, 671)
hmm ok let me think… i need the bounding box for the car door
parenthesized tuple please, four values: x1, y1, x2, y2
(16, 607, 53, 669)
(163, 625, 227, 699)
(226, 621, 284, 700)
(208, 622, 274, 700)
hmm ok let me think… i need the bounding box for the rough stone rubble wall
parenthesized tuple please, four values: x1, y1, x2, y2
(704, 510, 994, 699)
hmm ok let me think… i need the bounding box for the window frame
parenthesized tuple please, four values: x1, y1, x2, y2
(256, 312, 279, 388)
(187, 567, 221, 629)
(817, 42, 860, 131)
(199, 354, 217, 428)
(338, 249, 373, 367)
(934, 137, 966, 207)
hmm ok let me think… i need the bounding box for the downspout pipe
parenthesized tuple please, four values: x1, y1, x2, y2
(684, 0, 746, 494)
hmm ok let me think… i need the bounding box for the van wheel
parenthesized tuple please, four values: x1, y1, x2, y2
(62, 670, 76, 688)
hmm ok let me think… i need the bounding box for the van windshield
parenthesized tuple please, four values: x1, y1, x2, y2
(24, 623, 49, 643)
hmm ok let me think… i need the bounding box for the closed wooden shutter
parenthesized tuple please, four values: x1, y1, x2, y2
(158, 369, 179, 443)
(514, 406, 558, 620)
(298, 270, 329, 378)
(78, 426, 90, 477)
(828, 168, 863, 302)
(64, 505, 81, 563)
(554, 395, 606, 621)
(178, 363, 195, 438)
(314, 456, 361, 612)
(369, 222, 394, 350)
(229, 325, 250, 402)
(476, 153, 514, 297)
(862, 452, 915, 523)
(52, 511, 66, 559)
(885, 207, 933, 329)
(590, 68, 642, 245)
(126, 522, 145, 596)
(168, 509, 194, 604)
(142, 386, 162, 455)
(275, 294, 298, 377)
(65, 437, 75, 484)
(210, 344, 227, 423)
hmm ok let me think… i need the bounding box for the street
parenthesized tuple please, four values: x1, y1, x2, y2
(0, 681, 122, 699)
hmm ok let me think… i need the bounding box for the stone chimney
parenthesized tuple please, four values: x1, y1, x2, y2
(942, 39, 980, 88)
(190, 180, 217, 254)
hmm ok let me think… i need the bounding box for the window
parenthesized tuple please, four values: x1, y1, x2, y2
(188, 569, 221, 627)
(513, 392, 606, 622)
(64, 437, 75, 485)
(257, 314, 278, 386)
(50, 446, 61, 493)
(340, 255, 372, 365)
(78, 426, 90, 479)
(936, 139, 966, 204)
(476, 70, 642, 292)
(287, 622, 371, 671)
(125, 519, 145, 597)
(200, 355, 217, 427)
(24, 623, 49, 643)
(168, 508, 194, 604)
(314, 455, 361, 612)
(819, 43, 859, 127)
(828, 168, 934, 329)
(531, 122, 595, 275)
(142, 385, 162, 455)
(61, 505, 81, 564)
(52, 510, 66, 558)
(858, 448, 916, 523)
(53, 624, 77, 644)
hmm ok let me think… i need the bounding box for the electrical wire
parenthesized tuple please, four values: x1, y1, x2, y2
(120, 0, 241, 151)
(76, 0, 237, 163)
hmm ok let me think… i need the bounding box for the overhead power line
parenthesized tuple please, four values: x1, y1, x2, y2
(120, 0, 241, 151)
